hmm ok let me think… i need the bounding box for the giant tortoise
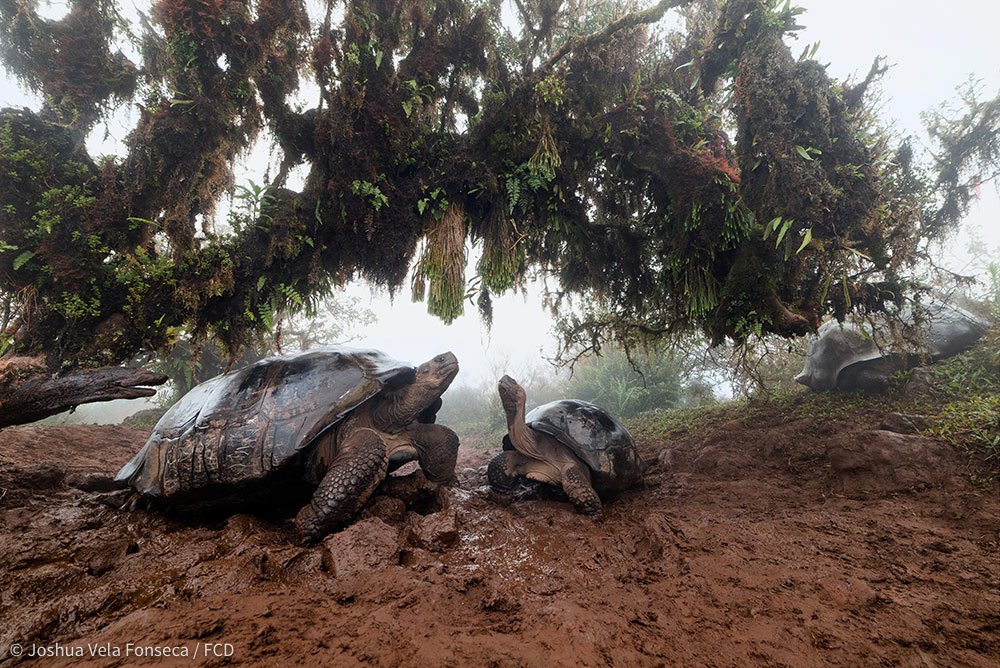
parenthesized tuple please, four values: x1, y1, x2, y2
(795, 300, 987, 392)
(487, 375, 646, 514)
(116, 347, 460, 542)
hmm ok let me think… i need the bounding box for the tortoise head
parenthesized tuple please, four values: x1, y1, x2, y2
(497, 375, 527, 417)
(379, 352, 459, 426)
(414, 351, 460, 397)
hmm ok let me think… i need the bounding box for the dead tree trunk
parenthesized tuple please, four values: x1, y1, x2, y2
(0, 358, 167, 429)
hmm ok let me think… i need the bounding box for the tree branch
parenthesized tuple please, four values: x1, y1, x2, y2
(0, 364, 167, 429)
(539, 0, 692, 74)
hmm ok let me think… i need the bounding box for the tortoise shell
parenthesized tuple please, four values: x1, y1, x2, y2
(524, 400, 646, 493)
(116, 348, 415, 497)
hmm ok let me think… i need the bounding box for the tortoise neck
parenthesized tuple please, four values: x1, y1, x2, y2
(505, 394, 536, 454)
(371, 383, 428, 430)
(504, 394, 525, 431)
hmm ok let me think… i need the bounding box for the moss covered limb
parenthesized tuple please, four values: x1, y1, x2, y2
(0, 0, 997, 405)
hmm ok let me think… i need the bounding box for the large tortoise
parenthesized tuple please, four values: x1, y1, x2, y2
(487, 375, 646, 514)
(116, 347, 460, 542)
(795, 300, 987, 392)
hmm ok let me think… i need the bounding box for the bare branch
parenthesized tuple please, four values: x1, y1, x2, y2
(0, 365, 167, 429)
(539, 0, 692, 74)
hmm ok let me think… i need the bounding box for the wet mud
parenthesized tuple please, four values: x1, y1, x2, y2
(0, 415, 997, 666)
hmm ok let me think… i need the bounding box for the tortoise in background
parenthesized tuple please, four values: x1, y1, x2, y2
(116, 348, 460, 542)
(488, 375, 646, 514)
(795, 300, 987, 392)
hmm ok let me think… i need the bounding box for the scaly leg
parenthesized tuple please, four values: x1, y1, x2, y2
(561, 462, 602, 515)
(295, 428, 388, 543)
(487, 451, 523, 500)
(404, 422, 460, 484)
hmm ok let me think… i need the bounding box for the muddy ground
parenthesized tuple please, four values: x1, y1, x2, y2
(0, 404, 998, 667)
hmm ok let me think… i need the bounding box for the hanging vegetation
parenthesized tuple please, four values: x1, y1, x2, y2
(0, 0, 997, 426)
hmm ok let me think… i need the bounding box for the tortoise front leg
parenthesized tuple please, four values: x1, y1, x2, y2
(487, 451, 522, 496)
(402, 422, 459, 483)
(561, 462, 602, 515)
(295, 427, 388, 544)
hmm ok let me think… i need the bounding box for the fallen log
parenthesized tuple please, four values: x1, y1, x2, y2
(0, 361, 167, 429)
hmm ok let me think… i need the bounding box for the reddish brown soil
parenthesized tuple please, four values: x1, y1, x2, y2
(1, 411, 997, 667)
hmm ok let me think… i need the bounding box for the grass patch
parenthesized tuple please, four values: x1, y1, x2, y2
(928, 330, 1000, 397)
(927, 395, 1000, 464)
(630, 329, 999, 470)
(627, 400, 750, 441)
(920, 330, 1000, 463)
(628, 388, 893, 441)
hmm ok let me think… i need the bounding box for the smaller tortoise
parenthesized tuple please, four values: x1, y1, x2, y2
(116, 348, 460, 542)
(488, 375, 646, 514)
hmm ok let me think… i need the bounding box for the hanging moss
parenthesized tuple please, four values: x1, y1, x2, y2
(413, 200, 466, 324)
(0, 0, 995, 375)
(476, 204, 523, 294)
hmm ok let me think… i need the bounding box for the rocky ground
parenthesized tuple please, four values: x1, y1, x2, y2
(0, 399, 998, 666)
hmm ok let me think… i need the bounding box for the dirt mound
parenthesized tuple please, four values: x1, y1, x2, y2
(0, 412, 997, 666)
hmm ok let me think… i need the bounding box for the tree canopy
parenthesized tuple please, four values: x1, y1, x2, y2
(0, 0, 997, 424)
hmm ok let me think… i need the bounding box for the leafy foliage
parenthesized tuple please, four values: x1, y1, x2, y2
(0, 0, 997, 380)
(563, 346, 713, 418)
